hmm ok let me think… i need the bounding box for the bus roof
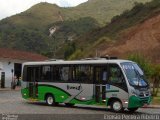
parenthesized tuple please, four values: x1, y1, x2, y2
(22, 59, 133, 66)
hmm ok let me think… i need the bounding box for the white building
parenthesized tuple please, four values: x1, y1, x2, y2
(0, 48, 48, 88)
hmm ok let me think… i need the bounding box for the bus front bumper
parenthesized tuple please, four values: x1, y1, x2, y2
(128, 95, 152, 108)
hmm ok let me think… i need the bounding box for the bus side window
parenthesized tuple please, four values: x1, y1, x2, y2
(61, 67, 69, 81)
(52, 66, 72, 82)
(109, 64, 124, 84)
(23, 66, 27, 81)
(41, 66, 51, 81)
(102, 68, 108, 81)
(73, 65, 92, 83)
(52, 66, 61, 81)
(25, 66, 40, 82)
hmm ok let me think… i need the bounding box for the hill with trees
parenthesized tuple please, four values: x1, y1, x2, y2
(0, 0, 151, 58)
(69, 0, 160, 63)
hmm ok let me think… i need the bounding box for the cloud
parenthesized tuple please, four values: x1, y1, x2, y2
(0, 0, 88, 20)
(52, 0, 88, 7)
(56, 0, 71, 7)
(64, 0, 88, 6)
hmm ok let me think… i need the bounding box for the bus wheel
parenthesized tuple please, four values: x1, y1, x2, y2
(128, 107, 138, 112)
(46, 95, 55, 106)
(65, 103, 75, 107)
(111, 100, 123, 112)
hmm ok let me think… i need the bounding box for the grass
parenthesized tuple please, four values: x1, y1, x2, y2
(151, 97, 160, 105)
(3, 0, 152, 27)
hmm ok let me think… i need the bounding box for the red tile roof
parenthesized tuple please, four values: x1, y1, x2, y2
(0, 48, 48, 61)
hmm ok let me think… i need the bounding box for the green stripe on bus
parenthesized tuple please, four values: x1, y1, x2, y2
(38, 85, 94, 104)
(22, 85, 94, 104)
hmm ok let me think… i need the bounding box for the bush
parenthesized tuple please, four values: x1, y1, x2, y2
(152, 65, 160, 96)
(128, 53, 154, 78)
(64, 42, 76, 59)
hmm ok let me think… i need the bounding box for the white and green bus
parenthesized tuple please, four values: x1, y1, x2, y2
(21, 58, 151, 112)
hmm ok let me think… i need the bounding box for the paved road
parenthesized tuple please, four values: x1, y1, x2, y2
(0, 91, 159, 120)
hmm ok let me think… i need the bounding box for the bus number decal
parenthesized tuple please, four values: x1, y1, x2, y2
(67, 85, 82, 91)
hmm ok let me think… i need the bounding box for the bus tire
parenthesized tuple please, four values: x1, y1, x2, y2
(111, 100, 123, 112)
(65, 103, 75, 107)
(128, 107, 138, 112)
(46, 94, 55, 106)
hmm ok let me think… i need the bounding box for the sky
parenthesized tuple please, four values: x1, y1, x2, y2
(0, 0, 88, 20)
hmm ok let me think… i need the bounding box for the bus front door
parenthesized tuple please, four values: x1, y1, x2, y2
(27, 67, 39, 99)
(94, 66, 107, 103)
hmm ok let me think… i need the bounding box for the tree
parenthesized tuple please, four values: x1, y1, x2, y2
(128, 53, 154, 78)
(64, 42, 76, 59)
(152, 65, 160, 96)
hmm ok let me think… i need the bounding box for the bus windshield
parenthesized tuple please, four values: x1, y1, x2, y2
(121, 62, 148, 87)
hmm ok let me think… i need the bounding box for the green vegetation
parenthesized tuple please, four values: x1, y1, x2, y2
(152, 97, 160, 105)
(69, 0, 160, 59)
(152, 65, 160, 96)
(64, 42, 76, 59)
(0, 0, 151, 58)
(107, 0, 160, 38)
(128, 54, 154, 78)
(65, 0, 152, 26)
(0, 16, 98, 57)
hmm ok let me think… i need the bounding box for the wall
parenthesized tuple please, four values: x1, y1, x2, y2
(0, 59, 26, 88)
(2, 61, 14, 87)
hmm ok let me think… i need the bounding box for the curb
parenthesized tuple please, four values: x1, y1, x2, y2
(0, 88, 11, 91)
(142, 105, 160, 109)
(78, 104, 160, 109)
(0, 87, 21, 91)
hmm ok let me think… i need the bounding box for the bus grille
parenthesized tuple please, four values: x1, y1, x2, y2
(139, 91, 149, 97)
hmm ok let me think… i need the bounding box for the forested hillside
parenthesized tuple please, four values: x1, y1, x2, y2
(0, 0, 151, 58)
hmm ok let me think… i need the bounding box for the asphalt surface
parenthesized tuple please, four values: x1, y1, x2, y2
(0, 90, 159, 120)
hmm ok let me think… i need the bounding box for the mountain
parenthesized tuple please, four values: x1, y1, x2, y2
(0, 0, 151, 58)
(66, 0, 152, 25)
(69, 0, 160, 63)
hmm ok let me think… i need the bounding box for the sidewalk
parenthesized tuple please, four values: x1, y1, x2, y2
(0, 86, 21, 91)
(78, 104, 160, 109)
(0, 87, 11, 91)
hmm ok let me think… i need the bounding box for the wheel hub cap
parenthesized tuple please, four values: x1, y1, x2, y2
(113, 102, 121, 111)
(48, 97, 53, 104)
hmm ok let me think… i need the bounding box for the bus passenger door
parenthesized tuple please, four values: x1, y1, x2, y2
(94, 66, 108, 103)
(27, 67, 39, 98)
